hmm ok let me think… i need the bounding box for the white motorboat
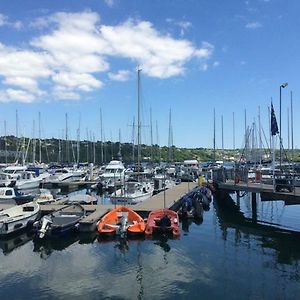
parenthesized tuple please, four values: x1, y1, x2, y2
(0, 201, 40, 235)
(0, 187, 33, 204)
(100, 160, 127, 189)
(0, 172, 14, 187)
(14, 171, 43, 190)
(45, 168, 85, 183)
(3, 165, 27, 180)
(110, 180, 154, 205)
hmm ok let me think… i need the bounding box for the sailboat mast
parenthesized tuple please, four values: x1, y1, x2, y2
(168, 108, 172, 163)
(132, 117, 135, 163)
(137, 68, 142, 171)
(291, 91, 294, 161)
(233, 112, 235, 150)
(38, 112, 41, 163)
(65, 113, 69, 163)
(100, 108, 104, 164)
(32, 120, 36, 163)
(150, 108, 153, 162)
(77, 114, 81, 165)
(213, 108, 216, 163)
(4, 120, 7, 164)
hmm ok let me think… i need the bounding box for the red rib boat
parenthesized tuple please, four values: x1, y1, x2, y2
(145, 209, 180, 236)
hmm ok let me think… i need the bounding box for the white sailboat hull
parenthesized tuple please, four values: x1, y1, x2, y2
(0, 202, 40, 235)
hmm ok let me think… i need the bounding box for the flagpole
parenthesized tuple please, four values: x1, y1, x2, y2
(272, 135, 275, 192)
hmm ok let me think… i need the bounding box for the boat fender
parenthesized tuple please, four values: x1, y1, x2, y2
(172, 228, 180, 236)
(145, 227, 153, 235)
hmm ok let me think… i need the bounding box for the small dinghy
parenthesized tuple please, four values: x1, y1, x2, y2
(97, 206, 145, 237)
(34, 204, 85, 238)
(0, 201, 40, 236)
(145, 209, 180, 237)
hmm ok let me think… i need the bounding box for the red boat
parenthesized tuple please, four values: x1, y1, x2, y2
(97, 206, 145, 236)
(145, 209, 180, 236)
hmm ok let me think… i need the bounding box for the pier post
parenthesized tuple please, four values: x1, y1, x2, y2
(251, 192, 257, 223)
(236, 191, 240, 208)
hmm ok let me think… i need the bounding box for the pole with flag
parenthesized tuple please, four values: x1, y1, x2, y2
(271, 102, 279, 191)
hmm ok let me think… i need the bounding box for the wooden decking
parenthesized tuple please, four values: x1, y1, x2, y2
(217, 180, 300, 202)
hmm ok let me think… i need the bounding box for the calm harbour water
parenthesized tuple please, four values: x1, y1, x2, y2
(1, 190, 300, 300)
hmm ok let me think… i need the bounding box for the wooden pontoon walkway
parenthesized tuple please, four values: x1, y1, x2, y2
(217, 180, 300, 203)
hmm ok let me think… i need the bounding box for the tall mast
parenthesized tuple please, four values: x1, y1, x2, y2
(65, 113, 69, 163)
(38, 112, 41, 163)
(233, 112, 235, 150)
(221, 114, 224, 158)
(213, 108, 216, 162)
(77, 114, 81, 165)
(287, 108, 290, 153)
(168, 108, 172, 163)
(156, 121, 161, 163)
(93, 133, 96, 165)
(258, 106, 262, 164)
(291, 91, 294, 162)
(16, 109, 19, 155)
(118, 128, 122, 161)
(100, 108, 103, 164)
(32, 120, 36, 163)
(137, 67, 142, 171)
(150, 107, 153, 162)
(132, 117, 135, 163)
(86, 128, 89, 163)
(4, 120, 7, 164)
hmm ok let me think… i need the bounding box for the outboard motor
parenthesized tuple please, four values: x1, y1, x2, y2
(38, 215, 53, 239)
(117, 215, 128, 238)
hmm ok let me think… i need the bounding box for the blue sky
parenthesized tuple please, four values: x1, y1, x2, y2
(0, 0, 298, 149)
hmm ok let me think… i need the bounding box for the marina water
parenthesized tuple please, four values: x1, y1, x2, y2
(1, 189, 300, 299)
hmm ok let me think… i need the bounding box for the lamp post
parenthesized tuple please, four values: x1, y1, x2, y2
(280, 82, 288, 168)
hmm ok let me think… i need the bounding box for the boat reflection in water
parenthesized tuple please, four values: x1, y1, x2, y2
(0, 231, 33, 255)
(32, 232, 80, 259)
(214, 191, 300, 265)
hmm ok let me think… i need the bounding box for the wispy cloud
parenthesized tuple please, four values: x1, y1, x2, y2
(0, 13, 23, 29)
(108, 70, 131, 81)
(166, 18, 192, 36)
(245, 22, 262, 29)
(104, 0, 115, 8)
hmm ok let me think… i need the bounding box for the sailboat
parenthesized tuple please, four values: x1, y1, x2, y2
(110, 68, 154, 205)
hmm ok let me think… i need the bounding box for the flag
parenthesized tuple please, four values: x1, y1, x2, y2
(271, 103, 279, 136)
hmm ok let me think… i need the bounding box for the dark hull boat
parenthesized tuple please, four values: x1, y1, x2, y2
(178, 193, 204, 220)
(145, 209, 180, 237)
(34, 204, 86, 238)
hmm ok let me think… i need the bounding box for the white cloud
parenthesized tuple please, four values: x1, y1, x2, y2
(104, 0, 115, 7)
(245, 22, 262, 29)
(108, 70, 131, 81)
(0, 14, 8, 26)
(0, 13, 23, 29)
(100, 20, 212, 78)
(0, 88, 35, 103)
(3, 77, 38, 91)
(177, 21, 192, 30)
(52, 72, 103, 91)
(0, 11, 214, 103)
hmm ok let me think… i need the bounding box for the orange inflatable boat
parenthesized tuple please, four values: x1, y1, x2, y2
(97, 206, 145, 236)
